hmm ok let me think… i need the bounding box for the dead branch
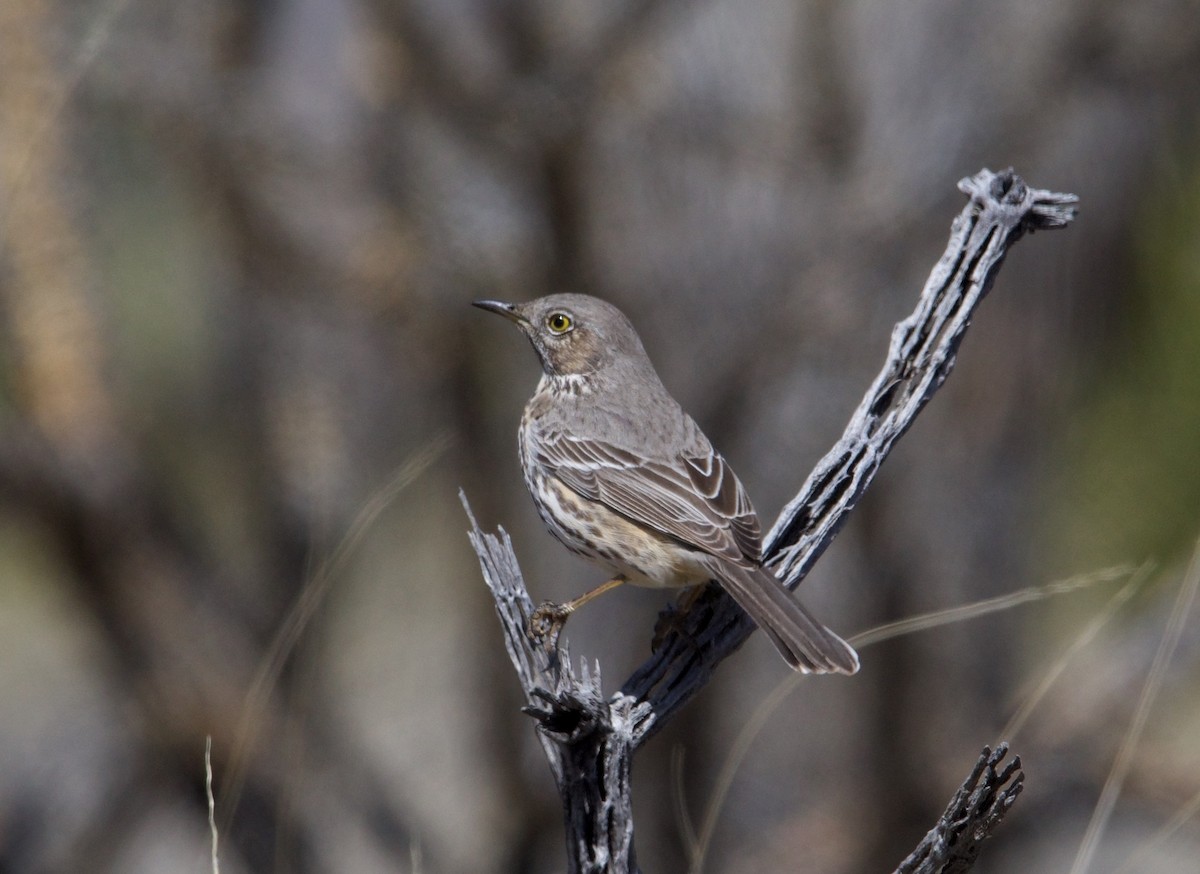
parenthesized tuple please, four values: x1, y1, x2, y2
(465, 168, 1077, 873)
(894, 743, 1024, 874)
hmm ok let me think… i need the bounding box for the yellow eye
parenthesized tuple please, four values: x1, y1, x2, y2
(546, 312, 573, 334)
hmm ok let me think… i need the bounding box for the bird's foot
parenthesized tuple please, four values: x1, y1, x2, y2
(528, 600, 572, 652)
(527, 578, 623, 653)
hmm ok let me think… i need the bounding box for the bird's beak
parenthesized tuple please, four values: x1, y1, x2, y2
(472, 299, 529, 326)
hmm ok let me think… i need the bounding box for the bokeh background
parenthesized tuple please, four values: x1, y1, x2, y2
(2, 0, 1200, 872)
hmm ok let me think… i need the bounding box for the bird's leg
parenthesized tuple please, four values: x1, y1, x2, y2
(529, 577, 624, 650)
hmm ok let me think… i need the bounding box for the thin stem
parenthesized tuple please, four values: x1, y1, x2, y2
(1002, 563, 1152, 740)
(206, 736, 220, 874)
(1068, 542, 1200, 874)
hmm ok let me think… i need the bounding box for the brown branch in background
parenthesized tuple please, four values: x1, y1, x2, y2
(0, 0, 121, 470)
(372, 0, 694, 146)
(466, 169, 1077, 873)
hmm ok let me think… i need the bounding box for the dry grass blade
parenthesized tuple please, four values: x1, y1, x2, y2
(220, 430, 453, 831)
(1001, 562, 1152, 741)
(686, 671, 801, 874)
(687, 564, 1133, 874)
(1068, 541, 1200, 874)
(849, 565, 1136, 650)
(206, 735, 220, 874)
(671, 745, 699, 860)
(1113, 784, 1200, 874)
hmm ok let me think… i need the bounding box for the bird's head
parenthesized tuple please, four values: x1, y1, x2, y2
(473, 293, 647, 378)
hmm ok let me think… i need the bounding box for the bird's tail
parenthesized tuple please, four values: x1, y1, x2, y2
(712, 560, 859, 674)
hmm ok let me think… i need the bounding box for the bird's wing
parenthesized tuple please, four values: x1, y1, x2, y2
(536, 430, 763, 564)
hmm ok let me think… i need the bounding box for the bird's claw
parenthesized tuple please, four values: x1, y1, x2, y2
(528, 600, 571, 651)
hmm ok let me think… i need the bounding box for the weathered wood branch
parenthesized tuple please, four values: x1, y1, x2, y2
(464, 499, 652, 873)
(894, 744, 1024, 874)
(465, 168, 1077, 873)
(622, 170, 1078, 727)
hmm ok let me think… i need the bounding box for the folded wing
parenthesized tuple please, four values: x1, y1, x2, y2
(535, 430, 762, 564)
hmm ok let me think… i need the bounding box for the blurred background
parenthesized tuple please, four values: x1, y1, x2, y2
(2, 0, 1199, 872)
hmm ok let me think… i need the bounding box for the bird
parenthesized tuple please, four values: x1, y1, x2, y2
(473, 293, 859, 674)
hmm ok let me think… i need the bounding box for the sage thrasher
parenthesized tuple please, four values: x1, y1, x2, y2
(474, 293, 858, 674)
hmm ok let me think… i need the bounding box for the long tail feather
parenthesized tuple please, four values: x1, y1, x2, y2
(713, 561, 859, 674)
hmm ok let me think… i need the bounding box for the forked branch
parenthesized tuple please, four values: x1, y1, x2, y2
(465, 168, 1077, 874)
(895, 744, 1025, 874)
